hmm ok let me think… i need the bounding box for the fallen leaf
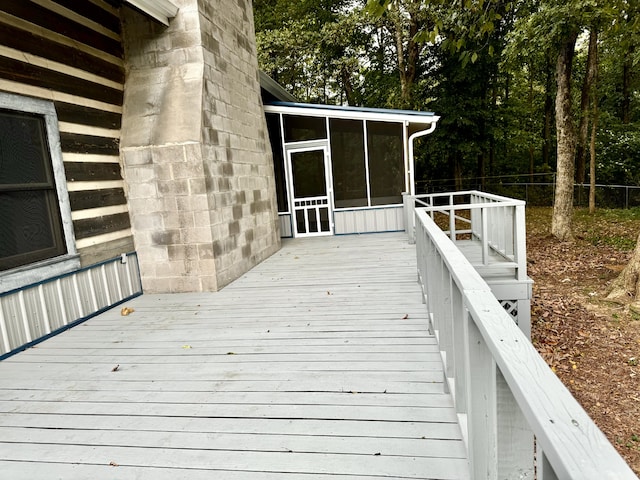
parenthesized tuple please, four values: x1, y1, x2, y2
(109, 461, 119, 467)
(120, 307, 134, 316)
(402, 314, 409, 319)
(182, 345, 192, 349)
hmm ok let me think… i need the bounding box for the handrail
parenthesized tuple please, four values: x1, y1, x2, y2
(414, 207, 636, 479)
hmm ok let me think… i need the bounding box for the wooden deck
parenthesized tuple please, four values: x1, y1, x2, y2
(0, 233, 469, 479)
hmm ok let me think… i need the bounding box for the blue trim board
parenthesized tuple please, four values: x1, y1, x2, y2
(0, 291, 143, 361)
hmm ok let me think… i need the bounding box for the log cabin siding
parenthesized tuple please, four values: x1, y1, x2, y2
(0, 0, 133, 266)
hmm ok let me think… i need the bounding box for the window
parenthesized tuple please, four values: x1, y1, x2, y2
(367, 121, 404, 206)
(283, 115, 326, 142)
(0, 93, 78, 292)
(0, 111, 66, 271)
(329, 118, 367, 208)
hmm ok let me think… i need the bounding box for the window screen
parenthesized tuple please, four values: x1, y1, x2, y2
(0, 110, 66, 271)
(366, 121, 404, 206)
(265, 113, 288, 212)
(283, 115, 326, 142)
(329, 118, 367, 208)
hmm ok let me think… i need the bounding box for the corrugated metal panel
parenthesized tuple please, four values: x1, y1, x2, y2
(0, 253, 142, 358)
(334, 207, 404, 235)
(279, 214, 293, 238)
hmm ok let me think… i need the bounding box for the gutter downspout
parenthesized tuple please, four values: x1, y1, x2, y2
(408, 119, 439, 195)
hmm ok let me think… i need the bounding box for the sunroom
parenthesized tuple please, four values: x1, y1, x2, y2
(263, 102, 439, 238)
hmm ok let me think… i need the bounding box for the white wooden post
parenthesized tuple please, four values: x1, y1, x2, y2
(538, 449, 560, 480)
(442, 274, 454, 379)
(497, 368, 535, 479)
(481, 206, 489, 266)
(514, 204, 527, 281)
(452, 283, 467, 414)
(467, 314, 498, 478)
(449, 207, 456, 242)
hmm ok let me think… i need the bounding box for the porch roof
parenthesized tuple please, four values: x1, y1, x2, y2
(264, 101, 440, 126)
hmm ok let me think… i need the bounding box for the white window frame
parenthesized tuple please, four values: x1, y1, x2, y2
(0, 92, 80, 293)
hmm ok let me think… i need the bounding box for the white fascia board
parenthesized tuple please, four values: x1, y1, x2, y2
(125, 0, 179, 26)
(263, 104, 440, 126)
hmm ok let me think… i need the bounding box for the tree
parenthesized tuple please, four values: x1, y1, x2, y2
(607, 233, 640, 307)
(552, 29, 579, 242)
(254, 0, 370, 104)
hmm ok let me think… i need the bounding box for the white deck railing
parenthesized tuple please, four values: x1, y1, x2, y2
(406, 191, 527, 281)
(413, 204, 636, 479)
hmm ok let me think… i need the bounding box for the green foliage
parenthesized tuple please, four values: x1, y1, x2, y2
(255, 0, 640, 195)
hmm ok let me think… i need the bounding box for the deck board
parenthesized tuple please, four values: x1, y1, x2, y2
(0, 233, 469, 479)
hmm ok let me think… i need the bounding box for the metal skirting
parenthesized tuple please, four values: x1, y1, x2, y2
(0, 253, 142, 359)
(334, 206, 404, 235)
(280, 207, 405, 238)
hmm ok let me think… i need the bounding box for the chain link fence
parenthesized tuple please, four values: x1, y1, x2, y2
(417, 174, 640, 209)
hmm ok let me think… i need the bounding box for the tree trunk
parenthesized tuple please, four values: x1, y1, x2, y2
(542, 49, 554, 170)
(576, 29, 598, 185)
(388, 3, 421, 108)
(589, 99, 598, 213)
(589, 37, 599, 215)
(608, 233, 640, 302)
(622, 45, 633, 124)
(551, 32, 578, 242)
(528, 68, 535, 181)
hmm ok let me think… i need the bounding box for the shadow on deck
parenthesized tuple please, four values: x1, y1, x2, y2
(0, 233, 469, 479)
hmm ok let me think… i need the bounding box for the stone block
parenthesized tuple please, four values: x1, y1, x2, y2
(122, 148, 152, 166)
(132, 213, 163, 231)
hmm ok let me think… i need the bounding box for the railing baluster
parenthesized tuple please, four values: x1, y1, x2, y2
(452, 282, 467, 414)
(482, 206, 489, 265)
(538, 448, 560, 480)
(467, 312, 498, 478)
(514, 205, 527, 281)
(497, 367, 534, 478)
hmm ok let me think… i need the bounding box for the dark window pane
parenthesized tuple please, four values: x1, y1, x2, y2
(367, 121, 404, 206)
(0, 190, 65, 271)
(307, 207, 318, 233)
(0, 109, 66, 271)
(283, 115, 326, 142)
(290, 150, 327, 198)
(295, 209, 306, 234)
(265, 113, 288, 212)
(319, 207, 330, 232)
(0, 112, 50, 185)
(329, 118, 367, 208)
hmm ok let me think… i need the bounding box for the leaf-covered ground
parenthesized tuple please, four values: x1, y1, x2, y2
(527, 207, 640, 475)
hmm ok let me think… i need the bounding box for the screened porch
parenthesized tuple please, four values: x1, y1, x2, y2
(264, 102, 439, 238)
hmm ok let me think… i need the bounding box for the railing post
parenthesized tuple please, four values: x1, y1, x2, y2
(466, 313, 498, 478)
(481, 207, 489, 266)
(538, 448, 560, 480)
(514, 205, 527, 281)
(497, 368, 535, 479)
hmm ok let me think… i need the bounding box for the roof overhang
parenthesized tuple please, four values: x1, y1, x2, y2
(264, 101, 440, 126)
(124, 0, 179, 26)
(259, 72, 298, 103)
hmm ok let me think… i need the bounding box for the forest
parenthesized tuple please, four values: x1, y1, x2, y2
(253, 0, 640, 208)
